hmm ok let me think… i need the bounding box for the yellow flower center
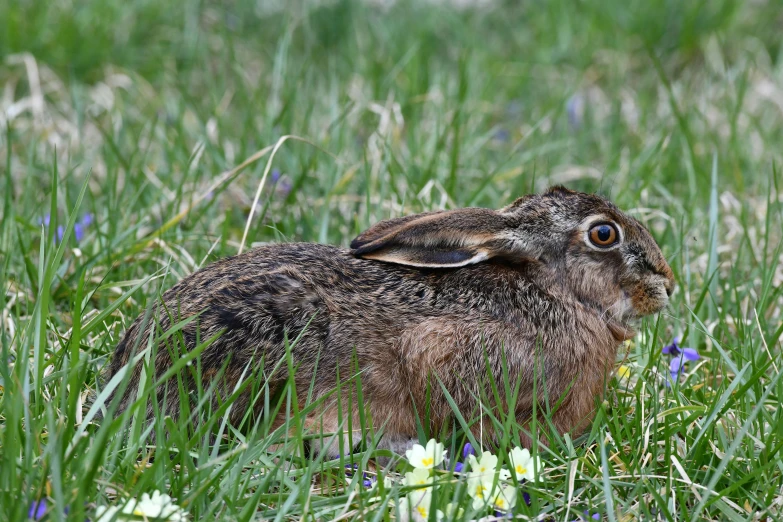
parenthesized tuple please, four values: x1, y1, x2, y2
(421, 457, 434, 466)
(496, 498, 506, 508)
(416, 506, 428, 517)
(475, 485, 485, 498)
(516, 464, 527, 475)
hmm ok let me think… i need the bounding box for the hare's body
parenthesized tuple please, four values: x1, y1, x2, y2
(107, 187, 674, 454)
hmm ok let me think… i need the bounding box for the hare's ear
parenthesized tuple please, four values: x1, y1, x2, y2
(350, 208, 511, 268)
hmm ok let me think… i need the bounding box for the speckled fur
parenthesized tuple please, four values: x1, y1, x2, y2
(104, 186, 674, 454)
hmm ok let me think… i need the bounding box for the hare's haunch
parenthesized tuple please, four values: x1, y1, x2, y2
(105, 186, 674, 453)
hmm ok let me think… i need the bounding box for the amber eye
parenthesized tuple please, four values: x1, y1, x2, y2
(588, 223, 619, 248)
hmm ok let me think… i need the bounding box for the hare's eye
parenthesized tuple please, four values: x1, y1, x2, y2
(589, 223, 619, 248)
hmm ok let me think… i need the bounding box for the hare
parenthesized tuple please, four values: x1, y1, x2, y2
(104, 186, 674, 455)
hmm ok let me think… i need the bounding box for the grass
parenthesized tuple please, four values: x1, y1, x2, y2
(2, 0, 783, 519)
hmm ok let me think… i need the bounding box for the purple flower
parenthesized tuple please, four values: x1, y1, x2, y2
(571, 511, 600, 521)
(662, 337, 682, 355)
(663, 337, 699, 381)
(277, 179, 292, 196)
(462, 443, 475, 459)
(74, 213, 94, 242)
(670, 351, 699, 376)
(40, 213, 93, 243)
(493, 129, 510, 143)
(523, 491, 531, 506)
(566, 93, 585, 130)
(269, 169, 292, 197)
(454, 462, 464, 473)
(28, 500, 46, 520)
(662, 337, 699, 360)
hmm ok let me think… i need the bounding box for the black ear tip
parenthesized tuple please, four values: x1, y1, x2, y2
(350, 240, 378, 256)
(545, 185, 575, 195)
(350, 233, 376, 249)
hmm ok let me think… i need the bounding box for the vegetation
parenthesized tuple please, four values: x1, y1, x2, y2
(1, 0, 782, 519)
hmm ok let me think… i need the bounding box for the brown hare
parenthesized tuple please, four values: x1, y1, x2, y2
(104, 186, 674, 455)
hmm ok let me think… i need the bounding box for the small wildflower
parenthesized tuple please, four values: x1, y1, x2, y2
(566, 93, 585, 130)
(404, 489, 443, 522)
(492, 485, 517, 512)
(28, 500, 46, 520)
(40, 213, 93, 244)
(572, 511, 601, 521)
(468, 452, 498, 475)
(277, 179, 292, 196)
(662, 337, 698, 360)
(508, 447, 540, 482)
(662, 337, 700, 383)
(444, 502, 464, 519)
(406, 439, 446, 469)
(404, 468, 433, 487)
(454, 461, 464, 473)
(74, 213, 94, 242)
(462, 442, 475, 459)
(617, 364, 631, 379)
(269, 169, 292, 196)
(95, 491, 187, 522)
(493, 128, 510, 143)
(466, 473, 495, 510)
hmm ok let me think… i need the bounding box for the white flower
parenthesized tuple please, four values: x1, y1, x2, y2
(444, 502, 464, 519)
(95, 506, 122, 522)
(468, 451, 510, 480)
(405, 439, 446, 469)
(399, 489, 444, 522)
(95, 491, 187, 522)
(404, 467, 433, 487)
(468, 451, 498, 475)
(508, 446, 541, 482)
(466, 472, 496, 510)
(492, 485, 517, 511)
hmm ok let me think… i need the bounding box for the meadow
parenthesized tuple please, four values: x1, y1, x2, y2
(2, 0, 783, 520)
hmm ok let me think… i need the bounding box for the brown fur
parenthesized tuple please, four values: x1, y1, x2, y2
(103, 186, 674, 455)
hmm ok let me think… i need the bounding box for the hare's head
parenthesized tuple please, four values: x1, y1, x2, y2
(351, 186, 674, 340)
